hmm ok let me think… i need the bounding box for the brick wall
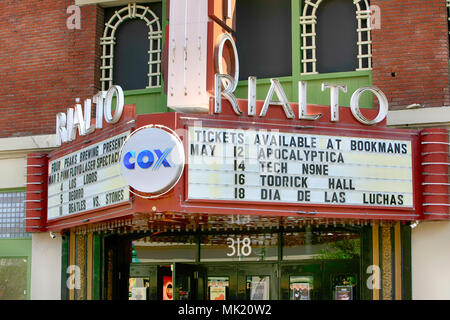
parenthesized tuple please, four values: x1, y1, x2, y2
(0, 0, 102, 138)
(371, 0, 450, 110)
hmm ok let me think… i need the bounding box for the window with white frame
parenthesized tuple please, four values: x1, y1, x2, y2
(300, 0, 372, 74)
(101, 2, 162, 91)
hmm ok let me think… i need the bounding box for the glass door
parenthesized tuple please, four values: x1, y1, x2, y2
(280, 262, 322, 300)
(323, 259, 360, 300)
(237, 263, 278, 300)
(204, 264, 238, 300)
(173, 263, 207, 300)
(129, 263, 159, 300)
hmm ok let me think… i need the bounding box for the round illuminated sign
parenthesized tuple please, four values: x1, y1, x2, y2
(119, 125, 185, 197)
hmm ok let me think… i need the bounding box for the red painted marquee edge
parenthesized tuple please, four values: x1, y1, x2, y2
(134, 109, 423, 223)
(27, 100, 450, 232)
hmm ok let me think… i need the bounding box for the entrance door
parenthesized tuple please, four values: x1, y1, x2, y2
(323, 259, 360, 300)
(280, 260, 360, 300)
(129, 263, 159, 300)
(280, 262, 322, 300)
(204, 264, 238, 300)
(173, 263, 207, 300)
(237, 263, 278, 300)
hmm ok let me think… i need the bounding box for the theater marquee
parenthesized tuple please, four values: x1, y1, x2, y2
(47, 131, 130, 219)
(187, 126, 413, 209)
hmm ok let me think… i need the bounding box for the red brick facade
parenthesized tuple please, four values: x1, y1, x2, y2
(1, 1, 450, 137)
(371, 0, 450, 110)
(0, 1, 102, 138)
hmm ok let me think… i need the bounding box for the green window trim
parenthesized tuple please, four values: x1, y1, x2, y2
(0, 240, 32, 300)
(118, 0, 168, 115)
(0, 187, 26, 193)
(299, 70, 372, 81)
(124, 87, 163, 97)
(234, 0, 373, 108)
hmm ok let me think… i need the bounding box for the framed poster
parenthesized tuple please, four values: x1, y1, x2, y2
(210, 286, 226, 300)
(249, 276, 270, 300)
(290, 276, 313, 300)
(131, 287, 147, 300)
(129, 278, 149, 300)
(291, 283, 310, 300)
(335, 286, 353, 300)
(208, 277, 229, 300)
(163, 276, 173, 300)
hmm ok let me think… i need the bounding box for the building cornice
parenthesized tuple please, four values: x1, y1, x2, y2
(387, 106, 450, 128)
(0, 134, 57, 159)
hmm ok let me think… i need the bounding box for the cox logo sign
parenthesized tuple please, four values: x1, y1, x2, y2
(123, 148, 173, 170)
(120, 126, 184, 196)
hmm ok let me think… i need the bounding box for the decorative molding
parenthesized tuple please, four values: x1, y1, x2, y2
(381, 223, 393, 300)
(76, 234, 86, 300)
(394, 222, 402, 300)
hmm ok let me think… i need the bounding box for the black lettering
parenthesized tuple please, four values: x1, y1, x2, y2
(83, 172, 97, 185)
(106, 190, 125, 205)
(297, 190, 311, 202)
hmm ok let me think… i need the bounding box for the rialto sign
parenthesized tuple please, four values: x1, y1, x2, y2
(55, 81, 388, 146)
(55, 85, 124, 146)
(211, 33, 388, 125)
(55, 33, 388, 145)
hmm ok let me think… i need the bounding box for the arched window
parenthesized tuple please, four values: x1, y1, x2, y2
(234, 0, 292, 80)
(101, 3, 162, 91)
(300, 0, 372, 74)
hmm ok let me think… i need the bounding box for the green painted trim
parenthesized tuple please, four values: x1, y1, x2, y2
(401, 224, 412, 300)
(0, 239, 32, 300)
(0, 239, 31, 257)
(61, 234, 70, 300)
(121, 0, 167, 106)
(85, 234, 89, 300)
(100, 235, 107, 300)
(0, 187, 26, 193)
(300, 70, 372, 81)
(92, 234, 102, 300)
(291, 0, 301, 98)
(123, 87, 162, 97)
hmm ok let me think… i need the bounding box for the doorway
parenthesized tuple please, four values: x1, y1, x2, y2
(125, 225, 362, 300)
(128, 259, 359, 300)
